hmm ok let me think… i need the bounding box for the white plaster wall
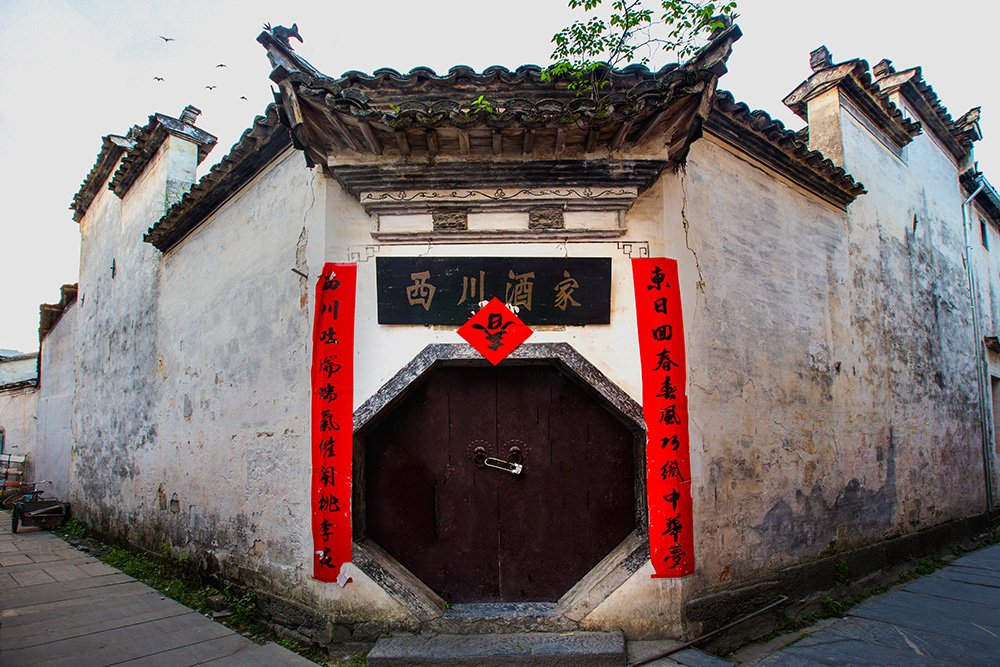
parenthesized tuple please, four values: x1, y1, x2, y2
(36, 303, 76, 499)
(72, 135, 193, 534)
(0, 387, 37, 460)
(154, 151, 408, 623)
(581, 137, 859, 636)
(836, 99, 986, 526)
(972, 204, 1000, 498)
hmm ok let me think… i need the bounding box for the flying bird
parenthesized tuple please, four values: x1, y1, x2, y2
(153, 76, 164, 81)
(240, 96, 248, 100)
(158, 35, 174, 42)
(216, 64, 227, 68)
(205, 85, 216, 90)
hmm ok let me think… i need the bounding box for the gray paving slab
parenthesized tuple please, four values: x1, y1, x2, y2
(198, 641, 319, 666)
(5, 595, 192, 648)
(28, 614, 236, 667)
(0, 552, 32, 566)
(775, 636, 961, 666)
(850, 590, 1000, 633)
(952, 553, 1000, 572)
(755, 652, 844, 667)
(109, 633, 253, 666)
(0, 519, 315, 666)
(904, 576, 1000, 606)
(627, 639, 685, 666)
(3, 587, 166, 629)
(672, 647, 733, 666)
(1, 574, 142, 606)
(742, 544, 1000, 667)
(933, 568, 1000, 588)
(816, 617, 1000, 666)
(936, 564, 1000, 580)
(9, 567, 57, 586)
(1, 554, 97, 573)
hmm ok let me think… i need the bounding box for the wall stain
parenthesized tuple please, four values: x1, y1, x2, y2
(753, 429, 897, 557)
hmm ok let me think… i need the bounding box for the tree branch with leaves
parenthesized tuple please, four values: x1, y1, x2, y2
(543, 0, 737, 99)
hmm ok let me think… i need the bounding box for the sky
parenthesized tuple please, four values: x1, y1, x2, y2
(2, 0, 998, 353)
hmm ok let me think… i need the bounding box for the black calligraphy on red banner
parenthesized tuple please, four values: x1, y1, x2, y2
(632, 258, 694, 578)
(311, 263, 356, 582)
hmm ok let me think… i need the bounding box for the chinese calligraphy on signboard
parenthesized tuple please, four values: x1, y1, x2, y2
(632, 258, 694, 578)
(311, 263, 356, 582)
(376, 257, 611, 325)
(457, 298, 533, 365)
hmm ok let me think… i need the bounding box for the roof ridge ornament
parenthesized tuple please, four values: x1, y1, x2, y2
(872, 59, 895, 78)
(263, 22, 302, 51)
(179, 105, 201, 126)
(810, 46, 833, 72)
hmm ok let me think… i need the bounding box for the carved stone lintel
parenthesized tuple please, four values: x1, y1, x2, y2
(431, 208, 468, 230)
(529, 207, 565, 230)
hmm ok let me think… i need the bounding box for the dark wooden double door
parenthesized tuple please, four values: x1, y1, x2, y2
(365, 364, 635, 603)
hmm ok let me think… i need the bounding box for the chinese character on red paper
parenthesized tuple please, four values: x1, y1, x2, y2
(457, 298, 533, 365)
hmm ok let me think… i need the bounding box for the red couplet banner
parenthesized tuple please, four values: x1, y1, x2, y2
(311, 263, 357, 581)
(632, 258, 694, 578)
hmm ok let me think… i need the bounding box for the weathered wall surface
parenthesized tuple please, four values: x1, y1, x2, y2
(837, 98, 985, 528)
(65, 90, 993, 643)
(641, 100, 984, 622)
(153, 150, 315, 582)
(579, 136, 861, 637)
(0, 355, 38, 385)
(72, 136, 194, 532)
(966, 179, 1000, 500)
(151, 151, 410, 627)
(36, 303, 76, 499)
(312, 112, 988, 637)
(0, 386, 37, 460)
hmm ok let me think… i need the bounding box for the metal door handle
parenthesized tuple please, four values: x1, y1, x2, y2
(484, 457, 522, 475)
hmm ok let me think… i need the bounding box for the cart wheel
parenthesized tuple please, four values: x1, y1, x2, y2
(2, 491, 25, 510)
(11, 507, 19, 534)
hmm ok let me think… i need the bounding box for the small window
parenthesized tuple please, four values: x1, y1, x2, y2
(981, 217, 990, 250)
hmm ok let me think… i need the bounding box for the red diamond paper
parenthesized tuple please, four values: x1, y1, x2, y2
(457, 298, 533, 365)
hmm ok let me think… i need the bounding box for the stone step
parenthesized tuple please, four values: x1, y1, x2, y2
(425, 602, 577, 635)
(366, 631, 626, 666)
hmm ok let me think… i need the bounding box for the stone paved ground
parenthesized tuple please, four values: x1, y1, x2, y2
(744, 543, 1000, 667)
(4, 514, 999, 666)
(0, 519, 315, 666)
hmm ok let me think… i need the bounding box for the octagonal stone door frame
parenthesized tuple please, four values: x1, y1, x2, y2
(350, 343, 650, 623)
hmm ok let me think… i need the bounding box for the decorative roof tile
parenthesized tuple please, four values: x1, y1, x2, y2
(70, 134, 135, 222)
(874, 60, 980, 162)
(708, 90, 865, 210)
(962, 170, 1000, 228)
(784, 57, 921, 149)
(259, 23, 741, 165)
(144, 105, 290, 251)
(38, 284, 78, 343)
(109, 107, 217, 199)
(144, 24, 871, 252)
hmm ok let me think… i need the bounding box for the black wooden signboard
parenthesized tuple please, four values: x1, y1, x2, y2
(376, 257, 612, 325)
